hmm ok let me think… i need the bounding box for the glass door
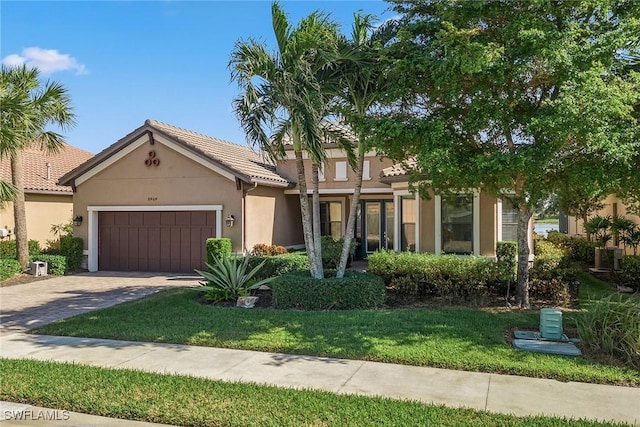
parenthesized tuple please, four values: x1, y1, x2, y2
(356, 201, 393, 258)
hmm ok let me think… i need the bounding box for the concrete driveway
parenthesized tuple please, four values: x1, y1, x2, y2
(0, 272, 199, 334)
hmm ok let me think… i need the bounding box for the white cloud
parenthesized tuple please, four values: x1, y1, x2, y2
(1, 47, 87, 75)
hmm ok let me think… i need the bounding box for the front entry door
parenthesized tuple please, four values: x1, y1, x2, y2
(355, 201, 394, 259)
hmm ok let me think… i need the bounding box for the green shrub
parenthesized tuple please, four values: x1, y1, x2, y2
(496, 241, 517, 281)
(546, 231, 597, 264)
(251, 243, 288, 256)
(272, 270, 385, 310)
(387, 276, 419, 305)
(618, 256, 640, 291)
(528, 253, 577, 306)
(0, 259, 22, 280)
(0, 240, 41, 259)
(31, 254, 66, 275)
(368, 251, 501, 306)
(243, 253, 309, 281)
(320, 236, 355, 269)
(577, 294, 640, 369)
(195, 256, 277, 302)
(205, 238, 232, 266)
(60, 236, 83, 271)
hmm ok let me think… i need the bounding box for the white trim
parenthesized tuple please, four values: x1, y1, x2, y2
(284, 148, 378, 160)
(393, 195, 400, 251)
(435, 195, 442, 254)
(318, 164, 325, 182)
(363, 160, 371, 181)
(496, 198, 503, 242)
(473, 191, 480, 256)
(415, 193, 420, 252)
(334, 161, 347, 181)
(284, 188, 393, 195)
(86, 204, 223, 272)
(87, 205, 223, 212)
(76, 133, 149, 186)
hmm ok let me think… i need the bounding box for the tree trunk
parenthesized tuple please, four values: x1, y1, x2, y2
(294, 151, 319, 278)
(336, 150, 365, 278)
(515, 203, 532, 309)
(310, 163, 323, 278)
(11, 150, 29, 268)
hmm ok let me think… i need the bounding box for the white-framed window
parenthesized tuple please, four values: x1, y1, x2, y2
(400, 195, 416, 252)
(320, 201, 342, 239)
(363, 160, 371, 181)
(501, 200, 518, 242)
(318, 164, 325, 182)
(334, 161, 348, 181)
(435, 192, 480, 255)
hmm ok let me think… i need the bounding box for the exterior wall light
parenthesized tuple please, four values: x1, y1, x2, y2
(225, 214, 235, 228)
(73, 215, 83, 226)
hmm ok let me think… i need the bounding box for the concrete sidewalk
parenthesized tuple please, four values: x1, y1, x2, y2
(1, 333, 638, 425)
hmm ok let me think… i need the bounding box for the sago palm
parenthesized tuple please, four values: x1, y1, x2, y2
(0, 65, 75, 267)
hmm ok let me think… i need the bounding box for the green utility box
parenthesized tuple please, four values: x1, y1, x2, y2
(540, 308, 563, 340)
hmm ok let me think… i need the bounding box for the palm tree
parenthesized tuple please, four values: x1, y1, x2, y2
(230, 2, 341, 278)
(0, 65, 75, 267)
(334, 14, 394, 278)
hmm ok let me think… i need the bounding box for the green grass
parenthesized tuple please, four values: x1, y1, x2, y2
(33, 288, 640, 386)
(535, 218, 560, 224)
(577, 269, 618, 304)
(0, 358, 624, 427)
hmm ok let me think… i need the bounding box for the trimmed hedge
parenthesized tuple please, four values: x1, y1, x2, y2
(368, 251, 502, 305)
(243, 253, 308, 281)
(272, 270, 385, 310)
(0, 259, 22, 280)
(31, 254, 66, 275)
(618, 255, 640, 291)
(251, 243, 288, 256)
(60, 236, 83, 271)
(496, 241, 517, 281)
(320, 236, 355, 269)
(546, 231, 597, 264)
(205, 238, 232, 266)
(0, 240, 41, 259)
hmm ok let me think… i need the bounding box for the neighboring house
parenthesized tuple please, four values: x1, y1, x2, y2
(0, 144, 94, 246)
(566, 194, 640, 254)
(60, 119, 533, 273)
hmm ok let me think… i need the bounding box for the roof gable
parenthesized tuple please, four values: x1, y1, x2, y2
(59, 120, 292, 188)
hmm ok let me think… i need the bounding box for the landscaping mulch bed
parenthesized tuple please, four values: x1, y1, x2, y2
(0, 273, 50, 287)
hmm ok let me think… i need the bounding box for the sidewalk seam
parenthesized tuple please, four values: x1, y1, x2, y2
(336, 361, 366, 392)
(484, 374, 492, 411)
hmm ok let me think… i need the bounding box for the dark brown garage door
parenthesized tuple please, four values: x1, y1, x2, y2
(98, 211, 216, 272)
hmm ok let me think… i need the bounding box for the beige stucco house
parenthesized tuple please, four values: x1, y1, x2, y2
(0, 144, 94, 245)
(60, 119, 533, 273)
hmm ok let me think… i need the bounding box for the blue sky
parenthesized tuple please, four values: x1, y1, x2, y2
(1, 1, 393, 154)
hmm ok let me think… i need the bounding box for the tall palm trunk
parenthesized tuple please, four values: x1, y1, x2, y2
(336, 149, 365, 278)
(11, 150, 29, 268)
(515, 203, 532, 308)
(295, 151, 321, 279)
(311, 163, 324, 278)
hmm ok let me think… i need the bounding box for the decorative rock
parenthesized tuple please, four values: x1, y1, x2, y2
(236, 296, 259, 308)
(258, 285, 271, 290)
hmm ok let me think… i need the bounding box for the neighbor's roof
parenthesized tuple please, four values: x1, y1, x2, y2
(0, 143, 94, 194)
(59, 119, 292, 188)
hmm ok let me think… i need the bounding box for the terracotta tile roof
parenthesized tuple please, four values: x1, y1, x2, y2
(380, 159, 416, 182)
(0, 143, 94, 193)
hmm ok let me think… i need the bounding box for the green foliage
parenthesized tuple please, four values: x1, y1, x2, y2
(496, 241, 517, 282)
(621, 224, 640, 256)
(577, 294, 640, 370)
(31, 254, 66, 275)
(243, 253, 308, 281)
(272, 270, 385, 310)
(0, 239, 40, 259)
(546, 231, 597, 264)
(367, 251, 501, 306)
(584, 215, 613, 247)
(195, 255, 276, 302)
(320, 236, 356, 269)
(251, 243, 288, 256)
(205, 238, 232, 266)
(618, 256, 640, 291)
(387, 275, 418, 305)
(59, 235, 83, 271)
(0, 258, 22, 280)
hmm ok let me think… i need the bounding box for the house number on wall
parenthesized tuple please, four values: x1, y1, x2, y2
(145, 150, 160, 166)
(148, 197, 157, 201)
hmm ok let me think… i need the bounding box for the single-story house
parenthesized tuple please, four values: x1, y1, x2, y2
(0, 144, 94, 245)
(566, 194, 640, 254)
(60, 120, 533, 273)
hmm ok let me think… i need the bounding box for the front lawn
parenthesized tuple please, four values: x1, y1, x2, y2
(0, 358, 624, 427)
(32, 288, 640, 386)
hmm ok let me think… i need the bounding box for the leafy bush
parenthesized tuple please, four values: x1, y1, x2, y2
(387, 276, 418, 305)
(195, 255, 276, 302)
(205, 238, 232, 266)
(272, 270, 385, 310)
(528, 253, 577, 305)
(251, 243, 288, 256)
(577, 294, 640, 369)
(60, 236, 83, 271)
(368, 251, 501, 306)
(31, 254, 66, 275)
(320, 236, 356, 269)
(546, 231, 597, 264)
(243, 253, 309, 281)
(496, 241, 517, 281)
(0, 259, 22, 280)
(0, 240, 41, 259)
(618, 256, 640, 291)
